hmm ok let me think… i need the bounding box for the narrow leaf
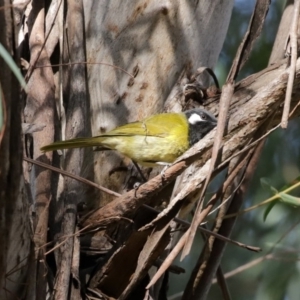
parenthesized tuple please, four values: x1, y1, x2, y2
(260, 177, 278, 195)
(0, 43, 26, 88)
(278, 193, 300, 206)
(263, 201, 278, 221)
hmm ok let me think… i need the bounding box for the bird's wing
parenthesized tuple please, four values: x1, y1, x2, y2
(98, 113, 185, 138)
(105, 123, 166, 137)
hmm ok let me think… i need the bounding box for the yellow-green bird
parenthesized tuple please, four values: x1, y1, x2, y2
(41, 108, 217, 166)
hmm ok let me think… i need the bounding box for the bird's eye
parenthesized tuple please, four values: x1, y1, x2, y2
(200, 113, 207, 120)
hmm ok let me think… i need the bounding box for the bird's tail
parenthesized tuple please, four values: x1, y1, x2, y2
(40, 137, 104, 152)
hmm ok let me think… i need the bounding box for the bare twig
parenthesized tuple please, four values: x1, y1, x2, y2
(281, 0, 300, 128)
(216, 267, 232, 300)
(183, 134, 264, 299)
(23, 156, 120, 197)
(212, 220, 300, 283)
(181, 83, 234, 259)
(24, 156, 260, 253)
(181, 0, 271, 260)
(24, 0, 63, 83)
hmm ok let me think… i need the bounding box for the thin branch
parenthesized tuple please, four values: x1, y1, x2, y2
(24, 0, 63, 83)
(181, 0, 271, 259)
(181, 84, 234, 259)
(23, 156, 120, 197)
(34, 61, 134, 78)
(281, 0, 300, 128)
(212, 220, 300, 283)
(219, 177, 300, 222)
(24, 156, 259, 252)
(216, 267, 232, 300)
(143, 205, 260, 252)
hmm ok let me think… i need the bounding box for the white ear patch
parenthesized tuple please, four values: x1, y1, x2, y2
(188, 113, 204, 125)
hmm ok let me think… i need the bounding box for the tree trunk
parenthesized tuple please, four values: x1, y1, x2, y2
(0, 1, 31, 299)
(1, 0, 235, 299)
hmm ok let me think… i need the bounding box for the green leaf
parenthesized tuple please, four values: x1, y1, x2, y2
(278, 193, 300, 207)
(260, 177, 278, 195)
(0, 43, 26, 88)
(263, 200, 278, 221)
(261, 178, 280, 221)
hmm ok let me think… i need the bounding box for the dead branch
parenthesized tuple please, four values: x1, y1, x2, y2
(84, 57, 300, 294)
(52, 0, 88, 299)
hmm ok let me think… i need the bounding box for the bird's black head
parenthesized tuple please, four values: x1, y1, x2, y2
(184, 108, 217, 146)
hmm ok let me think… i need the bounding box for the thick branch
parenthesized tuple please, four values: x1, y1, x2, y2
(81, 57, 300, 230)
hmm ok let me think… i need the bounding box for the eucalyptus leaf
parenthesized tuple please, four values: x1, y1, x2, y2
(260, 177, 278, 195)
(263, 201, 278, 221)
(0, 43, 26, 89)
(278, 193, 300, 207)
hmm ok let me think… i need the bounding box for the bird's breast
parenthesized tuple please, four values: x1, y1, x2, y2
(100, 133, 188, 165)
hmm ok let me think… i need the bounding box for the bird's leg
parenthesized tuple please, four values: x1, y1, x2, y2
(155, 162, 171, 178)
(132, 161, 147, 183)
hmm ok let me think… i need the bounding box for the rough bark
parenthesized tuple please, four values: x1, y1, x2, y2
(52, 1, 88, 299)
(1, 1, 240, 299)
(0, 1, 31, 299)
(83, 0, 234, 205)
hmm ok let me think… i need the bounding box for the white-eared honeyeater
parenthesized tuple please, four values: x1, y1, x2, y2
(41, 108, 217, 166)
